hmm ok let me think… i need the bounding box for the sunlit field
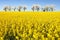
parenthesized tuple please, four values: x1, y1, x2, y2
(0, 12, 60, 40)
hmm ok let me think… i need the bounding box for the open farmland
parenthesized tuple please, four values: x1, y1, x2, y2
(0, 12, 60, 40)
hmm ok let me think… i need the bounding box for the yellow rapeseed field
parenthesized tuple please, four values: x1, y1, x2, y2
(0, 12, 60, 40)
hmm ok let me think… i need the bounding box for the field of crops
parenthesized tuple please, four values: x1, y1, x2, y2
(0, 12, 60, 40)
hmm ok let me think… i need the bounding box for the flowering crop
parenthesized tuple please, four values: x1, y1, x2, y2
(0, 12, 60, 40)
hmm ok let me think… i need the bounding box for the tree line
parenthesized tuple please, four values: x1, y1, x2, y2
(3, 4, 55, 12)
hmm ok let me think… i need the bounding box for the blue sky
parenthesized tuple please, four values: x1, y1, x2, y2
(0, 0, 60, 11)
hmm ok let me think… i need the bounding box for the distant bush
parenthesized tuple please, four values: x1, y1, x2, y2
(3, 4, 55, 12)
